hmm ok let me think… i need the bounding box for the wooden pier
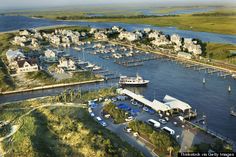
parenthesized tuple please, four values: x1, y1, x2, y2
(115, 55, 158, 67)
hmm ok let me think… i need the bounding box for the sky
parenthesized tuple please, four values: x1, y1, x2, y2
(0, 0, 236, 10)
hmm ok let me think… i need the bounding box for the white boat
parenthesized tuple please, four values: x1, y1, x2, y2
(203, 78, 206, 84)
(228, 85, 231, 92)
(93, 66, 101, 71)
(86, 63, 95, 68)
(73, 47, 81, 51)
(230, 107, 236, 117)
(119, 74, 149, 86)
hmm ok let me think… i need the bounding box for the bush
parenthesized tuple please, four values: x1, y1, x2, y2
(128, 120, 179, 155)
(103, 103, 128, 124)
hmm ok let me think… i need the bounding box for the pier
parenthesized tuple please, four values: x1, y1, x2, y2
(115, 55, 158, 67)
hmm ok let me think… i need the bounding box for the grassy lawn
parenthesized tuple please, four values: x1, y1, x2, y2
(0, 59, 15, 92)
(1, 99, 143, 157)
(0, 33, 17, 57)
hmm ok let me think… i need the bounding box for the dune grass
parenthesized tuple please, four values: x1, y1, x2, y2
(1, 100, 143, 157)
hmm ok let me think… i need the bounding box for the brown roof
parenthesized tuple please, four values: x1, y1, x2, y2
(17, 58, 38, 68)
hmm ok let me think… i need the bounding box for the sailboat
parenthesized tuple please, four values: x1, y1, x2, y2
(202, 78, 206, 84)
(228, 86, 231, 92)
(230, 107, 236, 117)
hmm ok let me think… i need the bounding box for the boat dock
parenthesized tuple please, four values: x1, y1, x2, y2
(115, 55, 158, 67)
(117, 88, 196, 115)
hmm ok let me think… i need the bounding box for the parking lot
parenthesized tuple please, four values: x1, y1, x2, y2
(88, 96, 217, 154)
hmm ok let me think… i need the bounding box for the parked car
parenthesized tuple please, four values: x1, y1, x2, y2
(143, 106, 149, 112)
(104, 114, 111, 119)
(162, 126, 175, 135)
(147, 119, 161, 128)
(90, 112, 95, 117)
(148, 109, 155, 114)
(100, 121, 107, 127)
(96, 116, 102, 121)
(88, 107, 92, 113)
(125, 116, 134, 122)
(124, 127, 132, 133)
(164, 117, 169, 121)
(133, 132, 139, 137)
(111, 97, 117, 102)
(159, 119, 167, 124)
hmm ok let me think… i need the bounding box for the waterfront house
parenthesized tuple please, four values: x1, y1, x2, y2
(62, 36, 71, 44)
(151, 34, 171, 46)
(183, 38, 202, 55)
(12, 36, 28, 46)
(89, 28, 98, 34)
(50, 35, 61, 46)
(118, 31, 139, 42)
(94, 32, 108, 40)
(148, 31, 162, 39)
(16, 58, 39, 73)
(6, 49, 25, 63)
(58, 57, 76, 71)
(44, 49, 58, 62)
(111, 26, 124, 33)
(170, 34, 182, 46)
(31, 38, 40, 49)
(19, 29, 32, 36)
(177, 52, 192, 59)
(144, 28, 151, 33)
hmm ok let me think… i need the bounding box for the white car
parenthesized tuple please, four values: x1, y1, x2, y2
(159, 113, 163, 118)
(96, 116, 102, 121)
(90, 112, 95, 117)
(104, 114, 111, 119)
(143, 107, 149, 112)
(124, 127, 132, 133)
(133, 132, 139, 137)
(125, 116, 134, 122)
(88, 107, 92, 113)
(100, 121, 107, 127)
(164, 117, 169, 121)
(159, 119, 167, 124)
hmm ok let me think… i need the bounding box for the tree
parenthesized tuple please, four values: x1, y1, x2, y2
(167, 146, 174, 157)
(69, 89, 75, 102)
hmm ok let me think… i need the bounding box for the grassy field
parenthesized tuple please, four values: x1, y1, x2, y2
(86, 13, 236, 35)
(0, 90, 143, 157)
(152, 6, 211, 14)
(205, 43, 236, 59)
(10, 7, 235, 35)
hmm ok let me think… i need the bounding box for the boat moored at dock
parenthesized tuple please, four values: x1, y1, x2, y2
(119, 74, 149, 86)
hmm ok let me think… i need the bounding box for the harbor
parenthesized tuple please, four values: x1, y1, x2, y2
(0, 15, 236, 151)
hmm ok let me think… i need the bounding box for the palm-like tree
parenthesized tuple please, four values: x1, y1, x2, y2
(167, 146, 174, 157)
(69, 89, 75, 102)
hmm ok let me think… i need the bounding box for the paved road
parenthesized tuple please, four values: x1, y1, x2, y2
(92, 103, 157, 157)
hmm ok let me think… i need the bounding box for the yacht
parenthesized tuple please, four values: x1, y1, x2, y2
(119, 74, 149, 86)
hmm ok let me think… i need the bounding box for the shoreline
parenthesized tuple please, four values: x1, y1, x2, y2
(0, 79, 104, 95)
